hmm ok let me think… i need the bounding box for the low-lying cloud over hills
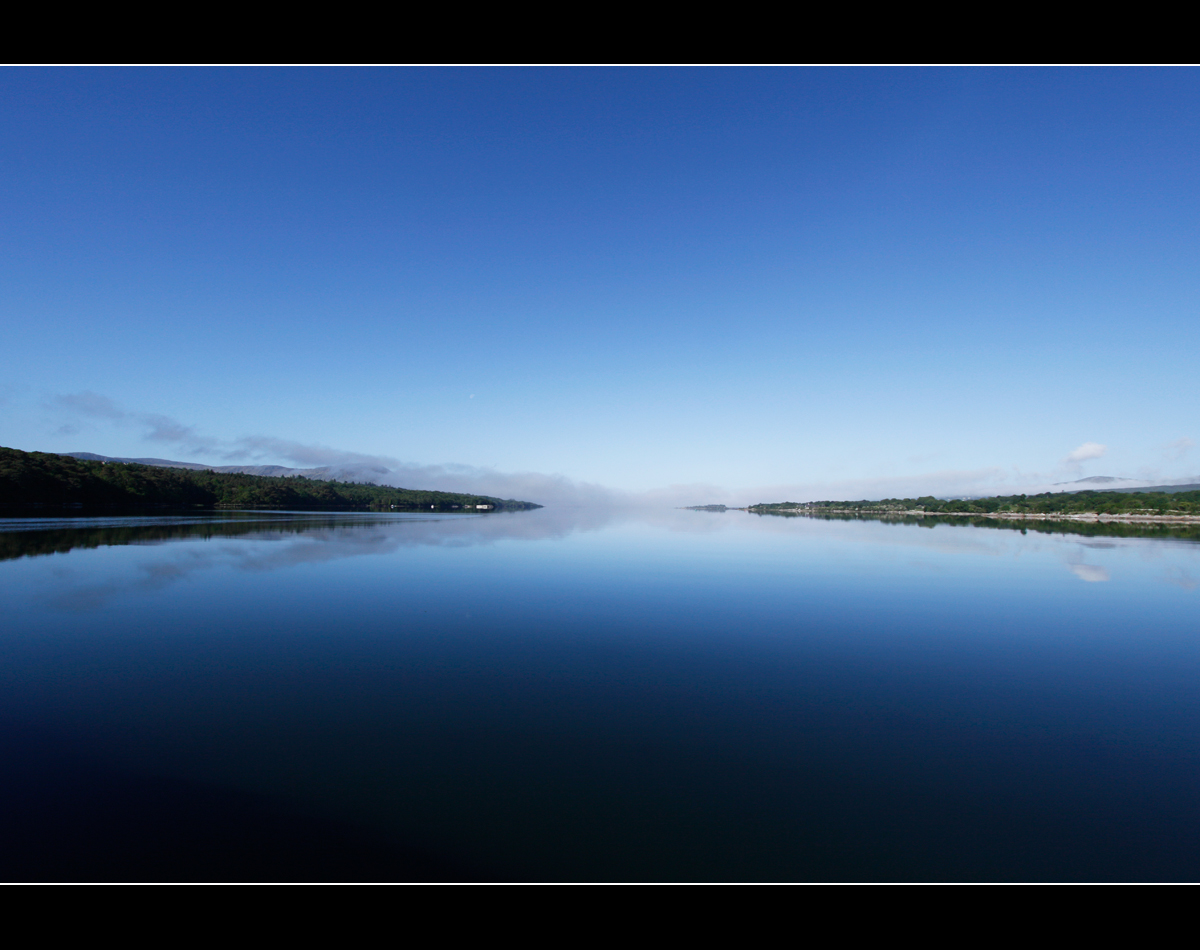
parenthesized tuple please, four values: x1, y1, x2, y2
(67, 450, 618, 507)
(43, 394, 1200, 508)
(63, 452, 1200, 509)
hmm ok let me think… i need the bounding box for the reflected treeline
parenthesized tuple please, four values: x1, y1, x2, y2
(0, 508, 619, 563)
(1, 510, 613, 610)
(0, 514, 434, 562)
(753, 510, 1200, 541)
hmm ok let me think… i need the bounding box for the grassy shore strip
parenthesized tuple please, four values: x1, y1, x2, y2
(0, 446, 541, 511)
(755, 507, 1200, 525)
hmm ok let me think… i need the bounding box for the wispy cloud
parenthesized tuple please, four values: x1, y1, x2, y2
(1164, 437, 1196, 462)
(52, 393, 387, 468)
(48, 392, 614, 505)
(715, 468, 1005, 507)
(51, 392, 223, 455)
(54, 391, 127, 420)
(228, 435, 396, 472)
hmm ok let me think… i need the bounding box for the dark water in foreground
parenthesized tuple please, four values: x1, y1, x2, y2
(3, 508, 1199, 881)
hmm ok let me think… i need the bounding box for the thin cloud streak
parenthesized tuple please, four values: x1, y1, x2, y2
(1165, 437, 1196, 462)
(52, 392, 223, 455)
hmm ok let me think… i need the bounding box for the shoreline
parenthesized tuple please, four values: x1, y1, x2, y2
(752, 508, 1200, 525)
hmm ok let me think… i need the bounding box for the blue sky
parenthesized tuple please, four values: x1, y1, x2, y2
(2, 68, 1197, 502)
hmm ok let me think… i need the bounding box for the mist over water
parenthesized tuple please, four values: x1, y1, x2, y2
(3, 508, 1200, 881)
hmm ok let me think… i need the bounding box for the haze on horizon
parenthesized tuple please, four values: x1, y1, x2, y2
(2, 68, 1197, 504)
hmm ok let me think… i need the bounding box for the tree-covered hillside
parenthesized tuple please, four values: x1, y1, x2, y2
(0, 447, 540, 511)
(751, 490, 1200, 516)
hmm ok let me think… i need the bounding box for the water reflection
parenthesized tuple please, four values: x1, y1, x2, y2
(4, 509, 625, 611)
(9, 506, 1200, 561)
(745, 510, 1200, 586)
(1067, 563, 1110, 583)
(750, 508, 1200, 542)
(5, 507, 1200, 605)
(0, 507, 624, 561)
(0, 720, 475, 882)
(4, 507, 1200, 880)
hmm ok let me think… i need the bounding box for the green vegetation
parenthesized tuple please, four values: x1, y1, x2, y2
(750, 490, 1200, 516)
(0, 447, 540, 512)
(753, 509, 1200, 540)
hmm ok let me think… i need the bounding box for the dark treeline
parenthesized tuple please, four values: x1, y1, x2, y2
(0, 447, 540, 512)
(751, 490, 1200, 516)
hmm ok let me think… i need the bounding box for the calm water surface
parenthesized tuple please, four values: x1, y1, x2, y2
(3, 508, 1199, 881)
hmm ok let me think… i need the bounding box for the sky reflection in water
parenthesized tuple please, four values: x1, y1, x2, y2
(2, 508, 1199, 881)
